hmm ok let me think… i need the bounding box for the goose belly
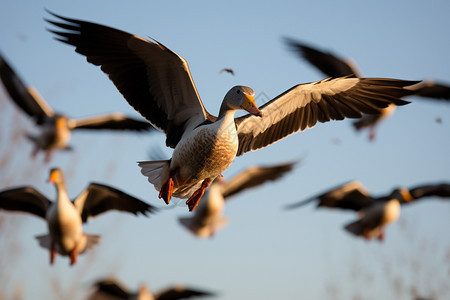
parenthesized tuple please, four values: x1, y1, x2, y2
(36, 126, 71, 150)
(173, 127, 238, 185)
(46, 205, 83, 253)
(381, 200, 401, 225)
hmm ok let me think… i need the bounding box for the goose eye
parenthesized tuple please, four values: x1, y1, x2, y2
(236, 90, 241, 94)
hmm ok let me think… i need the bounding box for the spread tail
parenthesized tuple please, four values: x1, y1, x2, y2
(138, 160, 170, 192)
(35, 233, 101, 255)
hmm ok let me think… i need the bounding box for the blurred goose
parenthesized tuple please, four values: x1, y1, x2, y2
(219, 68, 235, 76)
(0, 168, 156, 265)
(0, 53, 155, 162)
(179, 161, 296, 238)
(87, 279, 215, 300)
(285, 181, 450, 241)
(47, 12, 416, 212)
(284, 38, 450, 141)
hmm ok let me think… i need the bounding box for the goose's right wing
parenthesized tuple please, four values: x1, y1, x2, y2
(0, 186, 51, 219)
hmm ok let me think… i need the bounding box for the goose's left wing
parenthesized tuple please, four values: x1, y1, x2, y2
(73, 183, 157, 222)
(235, 77, 415, 156)
(409, 183, 450, 200)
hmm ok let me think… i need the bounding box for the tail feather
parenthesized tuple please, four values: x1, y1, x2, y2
(344, 221, 364, 236)
(138, 160, 170, 191)
(344, 221, 381, 239)
(82, 234, 101, 253)
(35, 234, 52, 249)
(179, 217, 229, 238)
(35, 233, 101, 255)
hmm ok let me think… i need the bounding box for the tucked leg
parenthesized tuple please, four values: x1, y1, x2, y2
(369, 127, 376, 141)
(31, 146, 39, 160)
(44, 151, 53, 163)
(377, 229, 385, 242)
(50, 241, 56, 265)
(363, 228, 372, 240)
(186, 179, 211, 212)
(69, 246, 78, 266)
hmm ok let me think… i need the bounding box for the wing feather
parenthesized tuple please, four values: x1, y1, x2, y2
(46, 11, 214, 148)
(71, 113, 154, 131)
(0, 187, 51, 219)
(0, 53, 54, 124)
(285, 181, 374, 211)
(235, 77, 415, 156)
(73, 183, 157, 223)
(221, 161, 296, 199)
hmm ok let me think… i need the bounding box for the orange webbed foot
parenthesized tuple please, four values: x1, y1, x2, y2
(369, 128, 376, 141)
(50, 249, 57, 265)
(159, 177, 174, 204)
(186, 179, 211, 212)
(70, 248, 78, 266)
(50, 241, 56, 265)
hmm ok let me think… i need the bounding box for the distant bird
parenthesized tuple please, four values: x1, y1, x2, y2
(285, 181, 450, 241)
(179, 161, 296, 238)
(219, 68, 235, 76)
(0, 53, 156, 162)
(0, 168, 156, 265)
(47, 12, 415, 212)
(87, 279, 215, 300)
(284, 38, 450, 141)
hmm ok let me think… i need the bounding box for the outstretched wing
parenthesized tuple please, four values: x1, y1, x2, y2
(221, 161, 297, 199)
(0, 53, 54, 124)
(409, 183, 450, 200)
(235, 77, 414, 156)
(0, 186, 51, 219)
(405, 80, 450, 100)
(46, 11, 215, 148)
(285, 181, 374, 211)
(284, 38, 361, 78)
(70, 113, 155, 132)
(73, 183, 157, 222)
(91, 279, 131, 299)
(155, 286, 215, 300)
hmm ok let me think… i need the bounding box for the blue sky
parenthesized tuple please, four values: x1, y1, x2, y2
(1, 1, 449, 299)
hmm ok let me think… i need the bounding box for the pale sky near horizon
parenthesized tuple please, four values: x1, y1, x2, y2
(0, 1, 450, 299)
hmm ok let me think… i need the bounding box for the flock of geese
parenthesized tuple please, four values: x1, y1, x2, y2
(0, 10, 449, 299)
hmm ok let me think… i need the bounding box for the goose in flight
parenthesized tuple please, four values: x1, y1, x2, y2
(46, 11, 416, 211)
(0, 53, 156, 162)
(219, 68, 235, 76)
(285, 181, 450, 241)
(0, 168, 156, 265)
(284, 38, 450, 141)
(87, 278, 215, 300)
(179, 161, 296, 238)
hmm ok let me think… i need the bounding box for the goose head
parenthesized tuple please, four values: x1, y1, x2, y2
(137, 284, 154, 300)
(47, 168, 65, 186)
(219, 86, 262, 117)
(390, 187, 414, 204)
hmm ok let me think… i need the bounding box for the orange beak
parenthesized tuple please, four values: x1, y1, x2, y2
(399, 188, 414, 203)
(47, 171, 57, 183)
(241, 94, 262, 117)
